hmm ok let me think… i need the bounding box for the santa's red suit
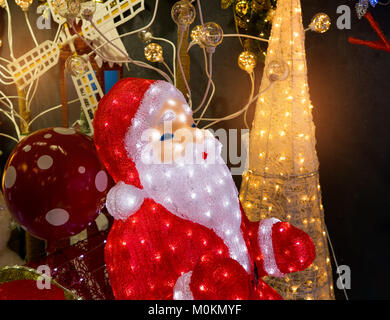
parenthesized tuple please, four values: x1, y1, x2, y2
(93, 78, 315, 300)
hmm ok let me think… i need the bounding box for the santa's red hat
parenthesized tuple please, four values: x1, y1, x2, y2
(93, 78, 188, 189)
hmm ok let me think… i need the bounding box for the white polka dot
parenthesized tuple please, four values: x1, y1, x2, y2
(4, 166, 16, 188)
(53, 127, 75, 135)
(37, 155, 53, 170)
(45, 208, 70, 226)
(23, 145, 31, 152)
(95, 170, 108, 192)
(44, 133, 52, 139)
(78, 166, 86, 174)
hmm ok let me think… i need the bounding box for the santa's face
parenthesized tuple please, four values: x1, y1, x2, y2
(134, 97, 251, 271)
(145, 97, 210, 164)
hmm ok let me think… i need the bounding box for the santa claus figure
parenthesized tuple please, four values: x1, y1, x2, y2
(93, 78, 315, 300)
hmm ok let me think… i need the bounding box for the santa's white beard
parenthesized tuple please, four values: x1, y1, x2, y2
(136, 135, 251, 272)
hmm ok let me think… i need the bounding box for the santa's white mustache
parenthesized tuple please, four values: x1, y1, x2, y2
(140, 128, 224, 165)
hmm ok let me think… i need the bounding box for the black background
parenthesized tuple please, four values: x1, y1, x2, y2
(1, 0, 390, 299)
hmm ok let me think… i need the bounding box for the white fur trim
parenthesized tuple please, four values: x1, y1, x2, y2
(106, 182, 144, 221)
(173, 271, 194, 300)
(125, 81, 189, 163)
(258, 218, 285, 277)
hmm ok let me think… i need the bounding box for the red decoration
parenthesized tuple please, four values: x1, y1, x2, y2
(349, 12, 390, 53)
(0, 280, 66, 300)
(105, 198, 314, 300)
(94, 78, 155, 187)
(2, 127, 113, 241)
(94, 78, 316, 300)
(28, 220, 114, 300)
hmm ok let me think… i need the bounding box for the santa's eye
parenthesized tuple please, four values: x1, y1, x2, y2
(191, 123, 196, 128)
(161, 110, 176, 122)
(160, 133, 174, 141)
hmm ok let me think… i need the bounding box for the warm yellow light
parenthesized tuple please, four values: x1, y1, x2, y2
(15, 0, 33, 11)
(239, 0, 334, 300)
(238, 51, 257, 73)
(144, 43, 163, 62)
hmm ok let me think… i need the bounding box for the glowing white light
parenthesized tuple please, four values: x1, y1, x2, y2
(178, 113, 187, 123)
(167, 99, 176, 106)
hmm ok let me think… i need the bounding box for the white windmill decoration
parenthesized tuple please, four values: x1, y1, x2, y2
(0, 0, 146, 136)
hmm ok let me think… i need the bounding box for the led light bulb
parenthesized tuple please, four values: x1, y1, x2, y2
(265, 59, 289, 82)
(144, 43, 163, 62)
(190, 25, 204, 44)
(15, 0, 33, 11)
(79, 0, 96, 20)
(309, 13, 331, 33)
(138, 28, 153, 44)
(52, 0, 80, 19)
(199, 22, 223, 50)
(238, 51, 257, 73)
(171, 0, 196, 29)
(65, 55, 88, 76)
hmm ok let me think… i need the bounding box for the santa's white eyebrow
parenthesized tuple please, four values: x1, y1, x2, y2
(159, 110, 176, 123)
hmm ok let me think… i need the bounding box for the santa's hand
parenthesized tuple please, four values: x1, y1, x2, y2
(258, 218, 316, 277)
(173, 254, 252, 300)
(105, 181, 145, 221)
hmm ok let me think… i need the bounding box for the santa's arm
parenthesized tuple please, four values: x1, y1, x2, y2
(240, 207, 316, 278)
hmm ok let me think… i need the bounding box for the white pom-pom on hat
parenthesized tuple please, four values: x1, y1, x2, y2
(106, 182, 145, 221)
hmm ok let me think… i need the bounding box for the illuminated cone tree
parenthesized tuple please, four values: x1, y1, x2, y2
(239, 0, 334, 299)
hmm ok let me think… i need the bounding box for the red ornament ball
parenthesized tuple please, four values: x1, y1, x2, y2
(0, 280, 66, 300)
(1, 127, 112, 241)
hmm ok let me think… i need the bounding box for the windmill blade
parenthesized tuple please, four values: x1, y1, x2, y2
(71, 60, 104, 134)
(81, 0, 145, 40)
(7, 41, 60, 90)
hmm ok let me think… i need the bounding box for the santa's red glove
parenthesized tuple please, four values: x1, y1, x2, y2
(246, 218, 316, 278)
(188, 253, 252, 300)
(174, 253, 283, 300)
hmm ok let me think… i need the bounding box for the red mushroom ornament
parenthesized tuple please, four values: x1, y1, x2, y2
(1, 127, 112, 241)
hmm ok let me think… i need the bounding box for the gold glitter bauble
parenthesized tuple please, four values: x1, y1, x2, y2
(235, 0, 249, 16)
(310, 13, 331, 34)
(15, 0, 33, 11)
(191, 25, 204, 44)
(238, 50, 257, 73)
(144, 43, 163, 62)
